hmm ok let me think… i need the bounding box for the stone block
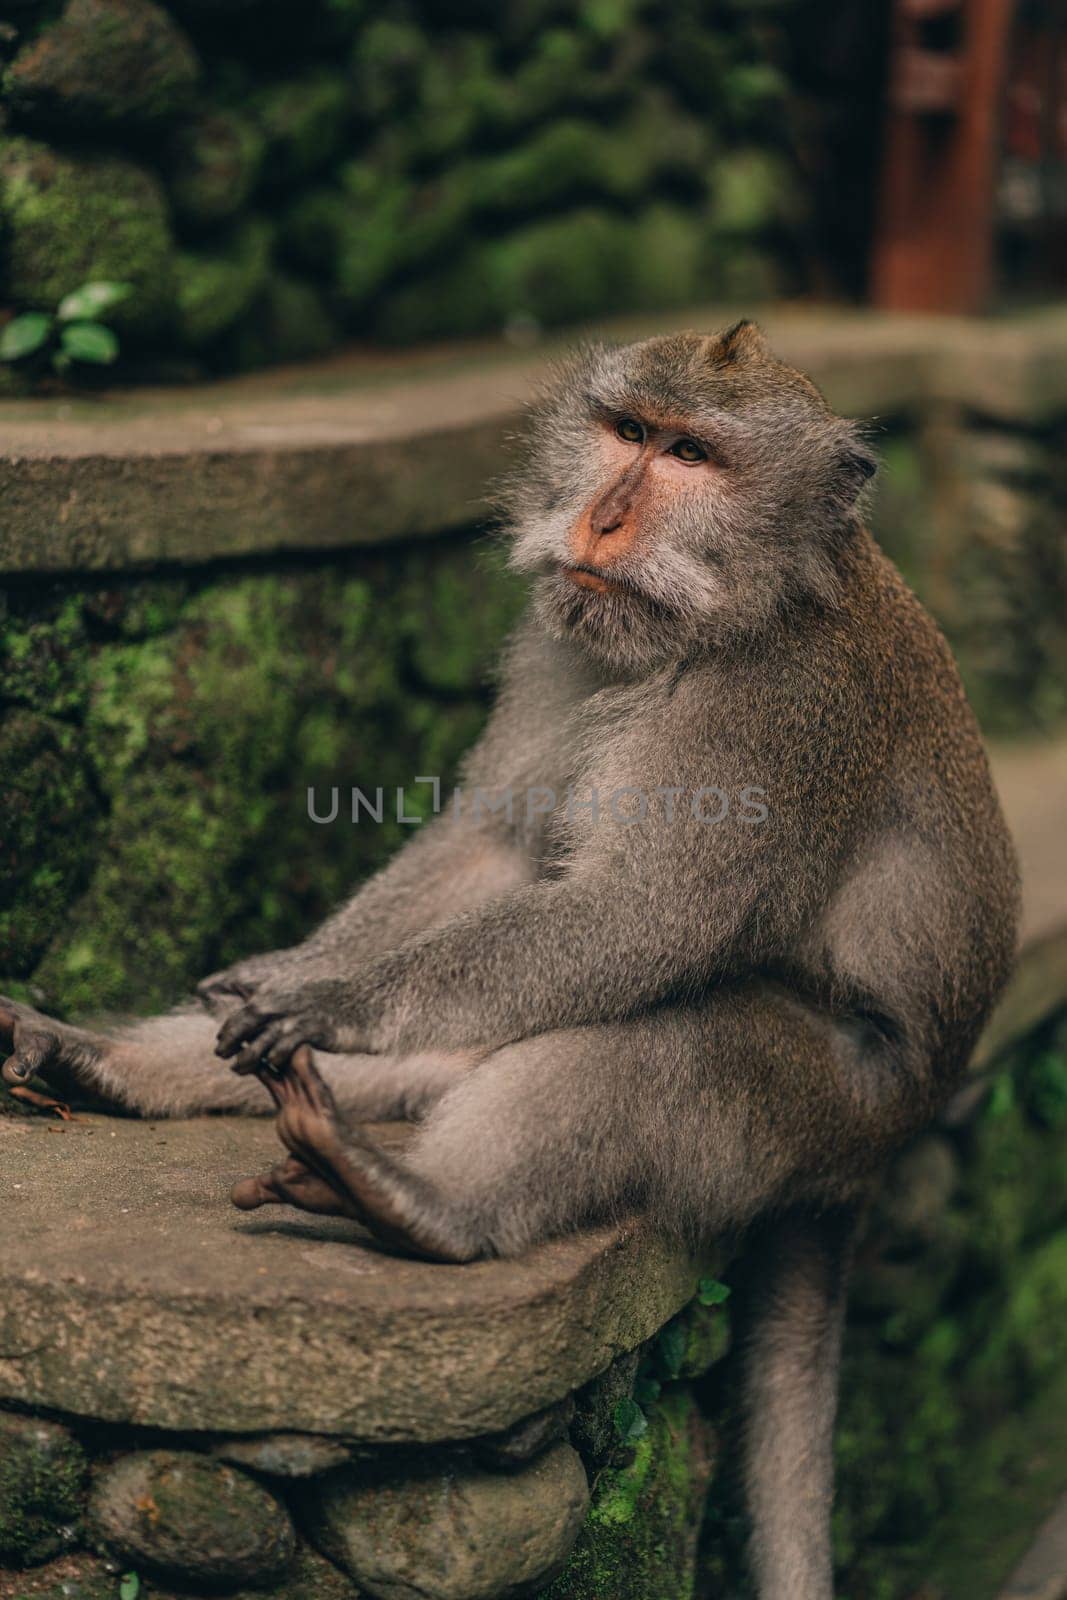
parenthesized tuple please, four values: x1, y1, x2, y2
(89, 1450, 295, 1586)
(0, 1115, 708, 1441)
(307, 1442, 589, 1600)
(0, 1411, 86, 1566)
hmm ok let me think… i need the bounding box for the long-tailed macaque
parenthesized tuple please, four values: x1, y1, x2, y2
(2, 323, 1018, 1599)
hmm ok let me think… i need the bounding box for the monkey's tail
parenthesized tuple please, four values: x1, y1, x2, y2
(735, 1204, 862, 1600)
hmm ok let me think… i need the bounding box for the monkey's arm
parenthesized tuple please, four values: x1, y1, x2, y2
(217, 668, 883, 1067)
(202, 622, 590, 1006)
(199, 719, 540, 1006)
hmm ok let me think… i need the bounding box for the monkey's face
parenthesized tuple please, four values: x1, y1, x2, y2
(506, 324, 876, 673)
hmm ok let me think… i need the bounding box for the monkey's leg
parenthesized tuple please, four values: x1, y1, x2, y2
(1, 997, 480, 1120)
(243, 991, 898, 1600)
(242, 987, 892, 1261)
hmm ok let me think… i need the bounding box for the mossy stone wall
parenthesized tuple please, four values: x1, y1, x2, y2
(0, 0, 800, 377)
(2, 400, 1065, 1018)
(0, 538, 526, 1015)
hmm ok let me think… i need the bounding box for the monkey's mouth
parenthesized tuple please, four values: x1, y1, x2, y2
(559, 563, 635, 598)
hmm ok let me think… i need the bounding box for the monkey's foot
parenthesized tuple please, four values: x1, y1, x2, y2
(264, 1047, 469, 1261)
(231, 1155, 356, 1216)
(0, 997, 106, 1098)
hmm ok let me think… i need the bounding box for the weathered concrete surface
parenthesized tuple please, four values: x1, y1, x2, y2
(0, 1116, 706, 1440)
(2, 304, 1065, 573)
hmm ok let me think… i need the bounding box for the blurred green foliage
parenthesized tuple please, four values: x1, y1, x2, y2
(0, 0, 802, 377)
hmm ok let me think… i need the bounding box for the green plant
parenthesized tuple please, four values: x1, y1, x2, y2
(0, 281, 131, 375)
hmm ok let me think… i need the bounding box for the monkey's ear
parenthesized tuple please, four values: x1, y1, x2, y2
(837, 440, 878, 504)
(716, 320, 771, 363)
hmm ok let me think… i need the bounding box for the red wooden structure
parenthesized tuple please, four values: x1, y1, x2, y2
(872, 0, 1017, 311)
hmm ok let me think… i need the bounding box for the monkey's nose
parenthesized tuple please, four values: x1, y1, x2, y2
(593, 512, 625, 537)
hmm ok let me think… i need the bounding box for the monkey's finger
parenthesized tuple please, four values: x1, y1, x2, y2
(216, 1003, 279, 1058)
(230, 1019, 298, 1076)
(263, 1025, 315, 1073)
(197, 972, 253, 1005)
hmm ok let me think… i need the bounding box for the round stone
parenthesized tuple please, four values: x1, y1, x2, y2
(309, 1440, 589, 1600)
(89, 1450, 295, 1586)
(0, 1411, 87, 1566)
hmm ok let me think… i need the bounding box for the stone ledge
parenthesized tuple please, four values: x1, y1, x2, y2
(0, 1115, 707, 1442)
(1, 304, 1065, 575)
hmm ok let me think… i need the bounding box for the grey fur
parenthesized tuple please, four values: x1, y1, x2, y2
(0, 324, 1019, 1600)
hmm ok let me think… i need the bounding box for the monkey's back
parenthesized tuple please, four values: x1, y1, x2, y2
(826, 531, 1020, 1083)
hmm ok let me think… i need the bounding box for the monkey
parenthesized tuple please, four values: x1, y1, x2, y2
(1, 322, 1019, 1600)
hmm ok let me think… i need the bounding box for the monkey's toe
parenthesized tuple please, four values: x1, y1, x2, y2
(231, 1156, 355, 1217)
(231, 1172, 276, 1210)
(286, 1044, 340, 1116)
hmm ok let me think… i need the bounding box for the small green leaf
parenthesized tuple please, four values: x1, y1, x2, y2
(657, 1319, 687, 1379)
(59, 321, 120, 365)
(0, 312, 52, 361)
(697, 1277, 732, 1306)
(119, 1574, 140, 1600)
(57, 281, 132, 321)
(613, 1397, 648, 1445)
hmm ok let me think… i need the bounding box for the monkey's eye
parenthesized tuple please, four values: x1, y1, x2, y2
(670, 438, 706, 464)
(616, 418, 644, 444)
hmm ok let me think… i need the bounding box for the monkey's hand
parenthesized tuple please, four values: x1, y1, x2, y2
(215, 981, 360, 1074)
(197, 948, 304, 1012)
(0, 997, 113, 1105)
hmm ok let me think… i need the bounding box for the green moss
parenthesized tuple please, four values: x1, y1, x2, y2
(0, 1553, 118, 1599)
(965, 1232, 1067, 1402)
(0, 1412, 88, 1566)
(0, 593, 88, 716)
(659, 1298, 731, 1382)
(166, 107, 264, 226)
(223, 271, 338, 369)
(0, 711, 103, 975)
(400, 546, 527, 694)
(10, 542, 511, 1016)
(6, 0, 200, 129)
(173, 217, 272, 348)
(544, 1388, 714, 1600)
(252, 72, 350, 186)
(0, 136, 174, 335)
(708, 148, 795, 235)
(349, 17, 428, 122)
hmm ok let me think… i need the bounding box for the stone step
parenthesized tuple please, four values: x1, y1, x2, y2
(0, 1113, 707, 1442)
(1, 304, 1065, 574)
